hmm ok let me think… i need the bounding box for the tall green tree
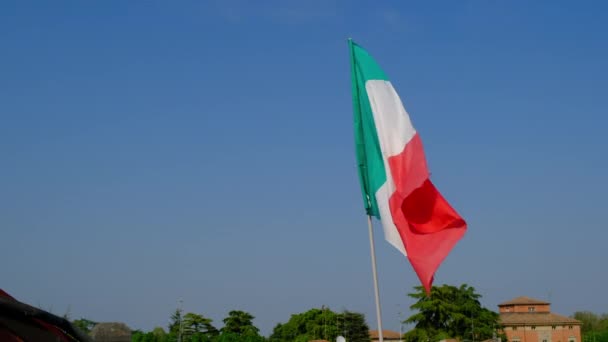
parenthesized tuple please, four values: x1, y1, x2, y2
(339, 311, 371, 342)
(183, 312, 218, 340)
(169, 308, 183, 335)
(270, 307, 338, 342)
(220, 310, 259, 336)
(404, 284, 500, 342)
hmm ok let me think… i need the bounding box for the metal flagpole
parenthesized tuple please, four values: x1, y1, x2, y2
(349, 37, 384, 342)
(367, 215, 384, 342)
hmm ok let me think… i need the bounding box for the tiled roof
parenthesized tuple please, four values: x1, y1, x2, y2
(500, 313, 581, 325)
(370, 330, 402, 338)
(498, 296, 550, 306)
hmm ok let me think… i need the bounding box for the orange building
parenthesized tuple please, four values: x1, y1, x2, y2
(499, 297, 581, 342)
(370, 329, 402, 342)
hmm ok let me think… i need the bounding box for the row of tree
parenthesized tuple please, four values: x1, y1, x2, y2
(126, 307, 371, 342)
(573, 311, 608, 342)
(133, 309, 265, 342)
(69, 283, 506, 342)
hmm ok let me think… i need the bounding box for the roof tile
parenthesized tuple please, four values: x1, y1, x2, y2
(498, 296, 550, 306)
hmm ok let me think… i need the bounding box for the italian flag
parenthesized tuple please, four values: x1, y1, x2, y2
(349, 39, 467, 292)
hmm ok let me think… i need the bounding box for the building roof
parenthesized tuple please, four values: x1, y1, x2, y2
(370, 330, 402, 339)
(498, 296, 550, 306)
(0, 289, 92, 342)
(500, 313, 581, 325)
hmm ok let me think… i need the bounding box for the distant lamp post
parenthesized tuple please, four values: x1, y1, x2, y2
(177, 299, 184, 342)
(397, 304, 404, 342)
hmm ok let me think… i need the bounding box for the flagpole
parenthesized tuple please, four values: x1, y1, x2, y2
(367, 214, 384, 342)
(349, 37, 385, 342)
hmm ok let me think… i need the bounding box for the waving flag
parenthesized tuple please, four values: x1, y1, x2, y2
(349, 39, 467, 292)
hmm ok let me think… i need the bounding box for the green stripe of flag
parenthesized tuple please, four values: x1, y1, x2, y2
(349, 39, 389, 218)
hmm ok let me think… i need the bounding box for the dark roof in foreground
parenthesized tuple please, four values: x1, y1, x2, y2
(0, 289, 92, 342)
(498, 296, 550, 306)
(500, 313, 581, 325)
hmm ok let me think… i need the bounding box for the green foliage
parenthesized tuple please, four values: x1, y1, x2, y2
(575, 311, 602, 334)
(131, 330, 143, 342)
(132, 328, 173, 342)
(269, 307, 370, 342)
(184, 313, 219, 342)
(576, 312, 608, 342)
(403, 284, 500, 342)
(340, 311, 371, 342)
(152, 327, 167, 339)
(214, 310, 265, 341)
(601, 314, 608, 332)
(183, 312, 218, 338)
(141, 309, 264, 342)
(133, 306, 376, 342)
(188, 333, 215, 342)
(220, 310, 259, 336)
(583, 331, 608, 342)
(269, 307, 337, 341)
(214, 332, 266, 342)
(169, 309, 183, 335)
(72, 318, 98, 334)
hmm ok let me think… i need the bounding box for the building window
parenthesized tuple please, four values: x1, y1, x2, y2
(568, 338, 576, 342)
(569, 326, 573, 330)
(543, 339, 548, 342)
(552, 326, 556, 330)
(513, 327, 518, 331)
(532, 326, 536, 330)
(529, 306, 536, 312)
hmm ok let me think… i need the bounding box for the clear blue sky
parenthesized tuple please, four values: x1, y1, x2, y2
(2, 0, 607, 336)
